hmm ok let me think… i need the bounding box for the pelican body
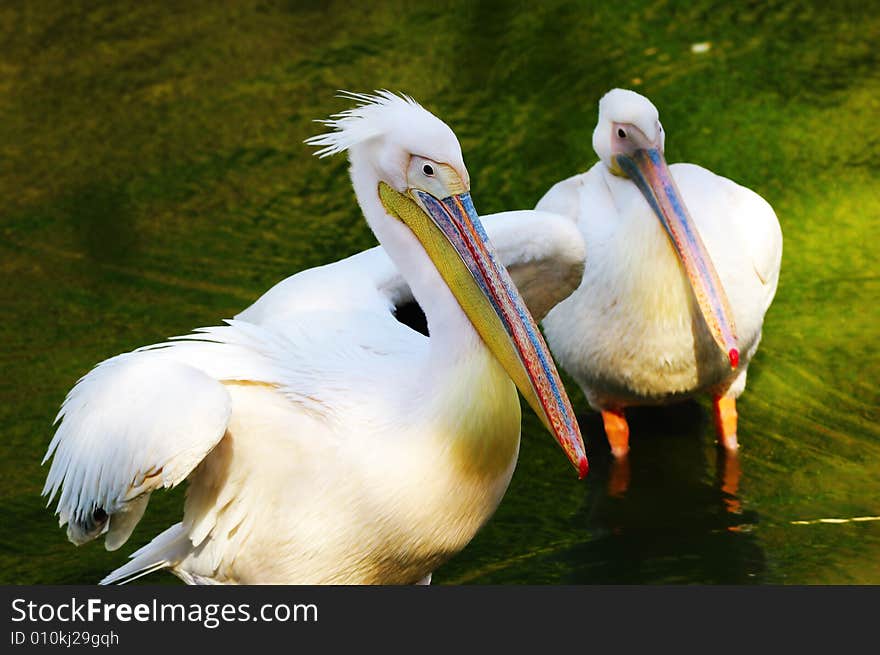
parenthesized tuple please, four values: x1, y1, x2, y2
(538, 89, 782, 456)
(42, 92, 587, 584)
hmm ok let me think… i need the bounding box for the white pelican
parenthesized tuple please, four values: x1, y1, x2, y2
(42, 91, 588, 585)
(537, 89, 782, 457)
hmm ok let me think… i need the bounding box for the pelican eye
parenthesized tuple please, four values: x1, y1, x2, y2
(617, 128, 626, 138)
(422, 164, 435, 176)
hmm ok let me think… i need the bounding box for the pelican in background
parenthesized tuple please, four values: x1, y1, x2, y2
(42, 92, 587, 585)
(537, 89, 782, 457)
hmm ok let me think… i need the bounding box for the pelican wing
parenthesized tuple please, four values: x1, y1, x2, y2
(235, 246, 410, 330)
(479, 210, 585, 320)
(534, 173, 585, 223)
(723, 180, 783, 304)
(43, 251, 423, 553)
(42, 353, 232, 550)
(674, 163, 783, 313)
(281, 210, 586, 324)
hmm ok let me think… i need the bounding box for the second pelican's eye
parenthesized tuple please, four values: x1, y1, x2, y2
(422, 164, 435, 176)
(617, 128, 626, 138)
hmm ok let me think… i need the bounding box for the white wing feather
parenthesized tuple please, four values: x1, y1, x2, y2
(480, 209, 585, 320)
(722, 177, 783, 302)
(534, 173, 585, 222)
(269, 209, 586, 324)
(236, 246, 408, 329)
(42, 250, 420, 551)
(42, 354, 232, 549)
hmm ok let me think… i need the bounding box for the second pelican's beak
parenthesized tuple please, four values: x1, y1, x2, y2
(379, 182, 588, 478)
(616, 148, 739, 368)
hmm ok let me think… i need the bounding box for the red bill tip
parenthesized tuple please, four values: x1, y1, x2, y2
(578, 456, 589, 480)
(728, 348, 740, 369)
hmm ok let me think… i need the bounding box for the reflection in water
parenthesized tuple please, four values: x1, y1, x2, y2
(605, 406, 743, 512)
(566, 403, 764, 584)
(717, 449, 742, 517)
(607, 456, 630, 499)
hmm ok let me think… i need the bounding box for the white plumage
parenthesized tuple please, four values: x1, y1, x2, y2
(537, 89, 782, 455)
(42, 92, 586, 584)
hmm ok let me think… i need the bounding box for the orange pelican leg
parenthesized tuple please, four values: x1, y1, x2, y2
(601, 409, 630, 459)
(713, 396, 738, 451)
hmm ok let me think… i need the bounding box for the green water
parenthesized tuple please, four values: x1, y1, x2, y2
(1, 0, 878, 585)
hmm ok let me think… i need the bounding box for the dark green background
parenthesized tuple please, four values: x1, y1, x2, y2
(1, 0, 878, 584)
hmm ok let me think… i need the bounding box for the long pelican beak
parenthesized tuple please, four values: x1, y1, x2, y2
(379, 182, 588, 478)
(616, 149, 739, 368)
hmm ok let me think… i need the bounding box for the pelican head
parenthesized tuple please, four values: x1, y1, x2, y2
(308, 91, 588, 477)
(593, 88, 739, 368)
